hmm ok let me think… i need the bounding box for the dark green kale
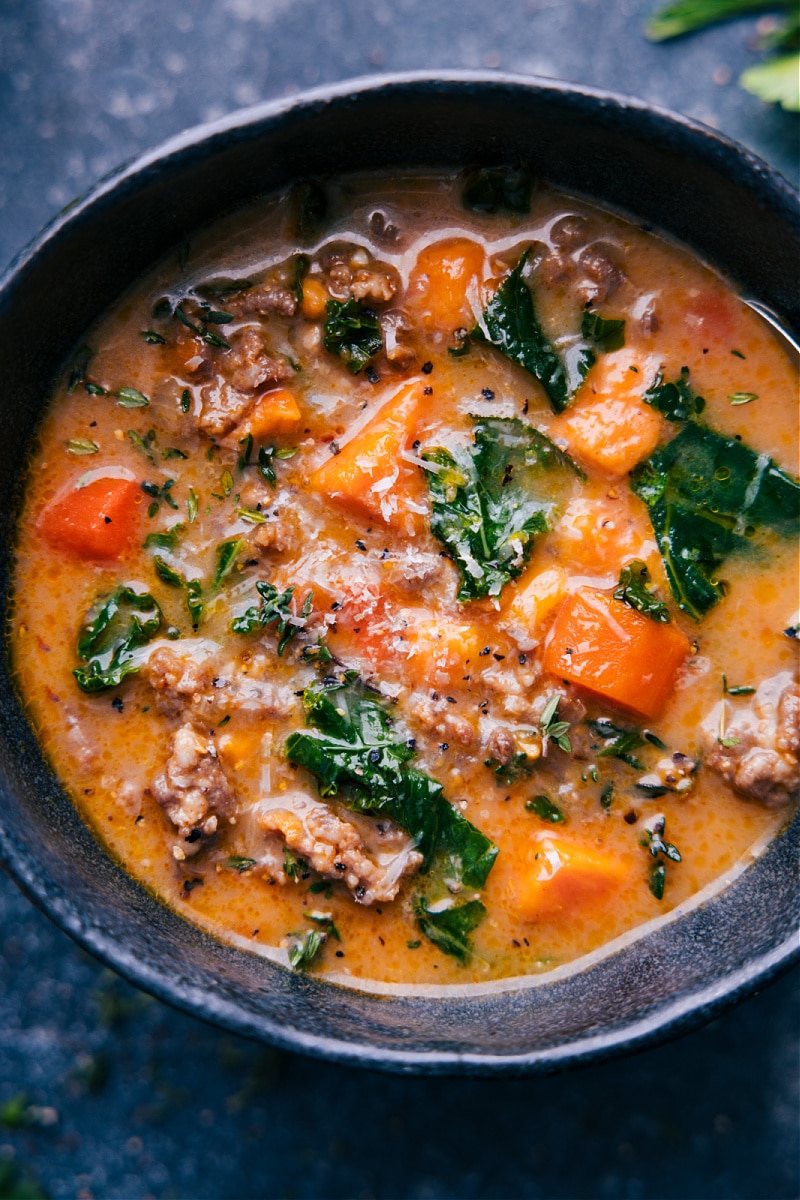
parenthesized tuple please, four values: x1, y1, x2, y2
(462, 165, 532, 214)
(525, 794, 567, 823)
(423, 416, 582, 601)
(285, 673, 498, 891)
(231, 582, 312, 655)
(323, 298, 383, 374)
(472, 250, 583, 412)
(613, 560, 671, 623)
(581, 311, 626, 353)
(413, 898, 487, 965)
(74, 586, 162, 693)
(642, 366, 706, 422)
(631, 422, 800, 619)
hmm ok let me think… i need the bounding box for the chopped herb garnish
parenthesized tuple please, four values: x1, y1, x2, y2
(212, 537, 246, 590)
(141, 330, 166, 344)
(301, 636, 334, 665)
(73, 586, 162, 693)
(180, 388, 191, 414)
(540, 694, 572, 753)
(728, 392, 758, 406)
(116, 387, 150, 409)
(283, 848, 308, 881)
(128, 429, 156, 462)
(613, 560, 671, 623)
(236, 507, 268, 524)
(323, 298, 383, 375)
(525, 794, 567, 823)
(225, 856, 257, 872)
(231, 582, 311, 655)
(631, 422, 800, 619)
(66, 438, 99, 455)
(187, 488, 198, 524)
(153, 556, 184, 589)
(220, 468, 234, 497)
(722, 674, 756, 696)
(642, 813, 681, 899)
(287, 928, 325, 970)
(141, 478, 178, 512)
(588, 718, 646, 769)
(485, 750, 536, 786)
(600, 782, 614, 810)
(163, 447, 188, 460)
(424, 416, 581, 600)
(306, 911, 341, 941)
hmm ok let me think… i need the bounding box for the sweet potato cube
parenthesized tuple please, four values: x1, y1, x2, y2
(407, 238, 485, 332)
(41, 476, 142, 560)
(500, 566, 568, 650)
(511, 836, 629, 920)
(400, 615, 487, 689)
(543, 587, 690, 719)
(551, 349, 662, 476)
(241, 388, 302, 439)
(310, 380, 424, 526)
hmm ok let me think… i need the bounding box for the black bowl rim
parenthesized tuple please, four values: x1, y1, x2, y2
(0, 70, 798, 1075)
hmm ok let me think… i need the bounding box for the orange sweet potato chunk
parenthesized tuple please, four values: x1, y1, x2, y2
(41, 477, 142, 560)
(407, 238, 485, 332)
(543, 587, 690, 719)
(309, 380, 424, 526)
(240, 387, 302, 439)
(510, 836, 630, 920)
(551, 349, 662, 476)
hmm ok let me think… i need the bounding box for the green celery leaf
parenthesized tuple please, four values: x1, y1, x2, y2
(741, 53, 800, 110)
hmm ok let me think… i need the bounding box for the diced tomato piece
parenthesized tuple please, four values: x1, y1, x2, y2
(41, 476, 142, 560)
(543, 587, 690, 719)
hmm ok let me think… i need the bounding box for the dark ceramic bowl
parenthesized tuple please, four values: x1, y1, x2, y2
(0, 73, 797, 1074)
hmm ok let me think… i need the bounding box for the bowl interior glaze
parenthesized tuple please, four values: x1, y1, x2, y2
(0, 74, 797, 1074)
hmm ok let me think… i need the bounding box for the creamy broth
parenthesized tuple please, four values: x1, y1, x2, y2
(10, 172, 799, 986)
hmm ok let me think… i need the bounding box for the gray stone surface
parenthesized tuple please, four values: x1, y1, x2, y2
(0, 1, 798, 1197)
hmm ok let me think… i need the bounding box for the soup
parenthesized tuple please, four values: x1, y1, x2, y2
(10, 170, 799, 986)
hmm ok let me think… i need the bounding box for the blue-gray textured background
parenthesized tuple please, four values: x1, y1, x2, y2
(0, 2, 798, 1197)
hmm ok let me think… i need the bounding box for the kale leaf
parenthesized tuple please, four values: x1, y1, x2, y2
(285, 673, 498, 891)
(424, 416, 582, 601)
(472, 250, 581, 412)
(581, 311, 626, 353)
(642, 366, 706, 422)
(323, 298, 383, 374)
(74, 585, 162, 693)
(525, 794, 567, 823)
(587, 718, 646, 770)
(631, 422, 800, 619)
(231, 582, 312, 655)
(613, 560, 671, 623)
(462, 165, 532, 214)
(413, 898, 487, 965)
